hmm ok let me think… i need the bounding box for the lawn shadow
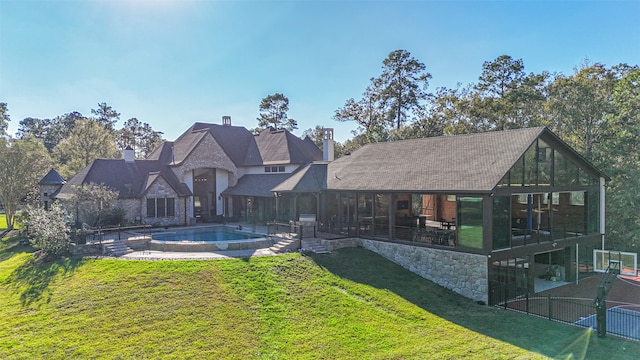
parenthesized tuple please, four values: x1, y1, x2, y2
(308, 248, 640, 360)
(0, 233, 34, 263)
(5, 255, 85, 306)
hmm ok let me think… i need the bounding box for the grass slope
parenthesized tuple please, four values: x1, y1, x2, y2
(1, 240, 638, 359)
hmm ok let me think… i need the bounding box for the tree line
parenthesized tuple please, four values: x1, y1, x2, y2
(0, 103, 164, 229)
(1, 50, 638, 252)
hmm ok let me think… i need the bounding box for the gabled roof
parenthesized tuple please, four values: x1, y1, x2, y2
(244, 129, 323, 166)
(322, 127, 606, 193)
(325, 127, 546, 193)
(221, 174, 292, 197)
(56, 159, 191, 200)
(272, 162, 328, 193)
(147, 122, 322, 167)
(39, 168, 66, 185)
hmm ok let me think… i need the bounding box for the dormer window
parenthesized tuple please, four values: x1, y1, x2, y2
(265, 166, 286, 173)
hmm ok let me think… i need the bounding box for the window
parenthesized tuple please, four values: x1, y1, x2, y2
(265, 166, 286, 173)
(457, 197, 483, 249)
(570, 191, 584, 206)
(147, 198, 175, 218)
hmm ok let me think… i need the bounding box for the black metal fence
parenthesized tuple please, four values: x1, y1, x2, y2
(267, 222, 316, 240)
(495, 293, 640, 342)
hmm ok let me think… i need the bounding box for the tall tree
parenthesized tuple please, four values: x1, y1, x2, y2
(378, 49, 431, 129)
(390, 105, 446, 141)
(0, 102, 9, 136)
(598, 69, 640, 251)
(547, 62, 619, 160)
(0, 136, 51, 229)
(18, 111, 86, 153)
(334, 77, 386, 135)
(53, 119, 118, 178)
(477, 55, 525, 98)
(117, 118, 164, 159)
(474, 55, 548, 131)
(257, 93, 298, 131)
(91, 102, 120, 131)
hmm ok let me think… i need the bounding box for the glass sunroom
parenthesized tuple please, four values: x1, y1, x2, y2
(272, 127, 607, 304)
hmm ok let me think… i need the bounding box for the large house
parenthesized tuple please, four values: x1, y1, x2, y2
(47, 121, 608, 305)
(54, 117, 324, 226)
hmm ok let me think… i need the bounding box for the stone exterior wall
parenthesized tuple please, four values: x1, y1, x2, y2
(39, 184, 62, 208)
(172, 133, 238, 187)
(141, 176, 186, 227)
(119, 199, 141, 224)
(360, 240, 488, 304)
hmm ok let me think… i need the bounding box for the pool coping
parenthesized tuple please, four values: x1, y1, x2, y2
(126, 224, 275, 252)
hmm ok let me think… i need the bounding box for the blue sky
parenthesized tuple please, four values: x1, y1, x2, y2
(1, 0, 638, 143)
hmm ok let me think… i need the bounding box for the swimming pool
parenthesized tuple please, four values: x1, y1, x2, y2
(127, 226, 273, 252)
(151, 227, 262, 242)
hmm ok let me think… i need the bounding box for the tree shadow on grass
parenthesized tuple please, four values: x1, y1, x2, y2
(308, 248, 640, 360)
(0, 233, 34, 263)
(5, 255, 85, 306)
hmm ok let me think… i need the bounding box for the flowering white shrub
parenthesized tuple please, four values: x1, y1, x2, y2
(25, 204, 70, 259)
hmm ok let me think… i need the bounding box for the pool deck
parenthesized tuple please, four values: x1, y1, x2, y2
(116, 222, 286, 260)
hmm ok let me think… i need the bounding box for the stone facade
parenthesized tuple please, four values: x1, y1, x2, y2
(141, 176, 186, 226)
(172, 133, 238, 187)
(119, 199, 141, 224)
(360, 239, 489, 303)
(39, 184, 60, 209)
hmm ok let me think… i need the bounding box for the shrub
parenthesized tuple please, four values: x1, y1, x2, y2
(25, 204, 70, 260)
(100, 207, 127, 227)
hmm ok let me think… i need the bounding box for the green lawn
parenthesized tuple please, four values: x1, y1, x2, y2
(1, 241, 638, 359)
(0, 215, 7, 230)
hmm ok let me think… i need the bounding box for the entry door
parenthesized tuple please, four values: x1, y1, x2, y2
(339, 194, 356, 234)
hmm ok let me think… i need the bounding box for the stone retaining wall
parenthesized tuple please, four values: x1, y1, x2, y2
(360, 240, 488, 304)
(319, 237, 488, 304)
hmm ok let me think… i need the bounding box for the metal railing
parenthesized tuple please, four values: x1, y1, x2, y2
(75, 224, 152, 244)
(267, 222, 316, 241)
(493, 286, 640, 342)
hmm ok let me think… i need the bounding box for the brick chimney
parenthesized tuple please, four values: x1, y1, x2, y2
(222, 116, 231, 126)
(322, 128, 334, 162)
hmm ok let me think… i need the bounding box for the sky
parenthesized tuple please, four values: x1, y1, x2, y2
(1, 0, 639, 143)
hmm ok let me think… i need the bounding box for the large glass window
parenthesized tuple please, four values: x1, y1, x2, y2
(523, 142, 538, 186)
(554, 150, 568, 186)
(373, 194, 389, 237)
(457, 197, 483, 249)
(493, 196, 511, 249)
(357, 193, 373, 235)
(537, 140, 552, 186)
(586, 190, 599, 235)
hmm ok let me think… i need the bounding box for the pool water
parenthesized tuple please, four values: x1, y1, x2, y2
(150, 227, 261, 242)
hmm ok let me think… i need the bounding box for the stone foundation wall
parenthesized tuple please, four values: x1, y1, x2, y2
(360, 239, 488, 304)
(318, 237, 361, 251)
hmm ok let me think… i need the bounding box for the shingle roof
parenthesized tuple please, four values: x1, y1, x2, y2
(272, 162, 328, 193)
(221, 174, 292, 197)
(325, 127, 548, 193)
(56, 159, 191, 200)
(39, 168, 66, 185)
(244, 129, 323, 166)
(147, 123, 322, 167)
